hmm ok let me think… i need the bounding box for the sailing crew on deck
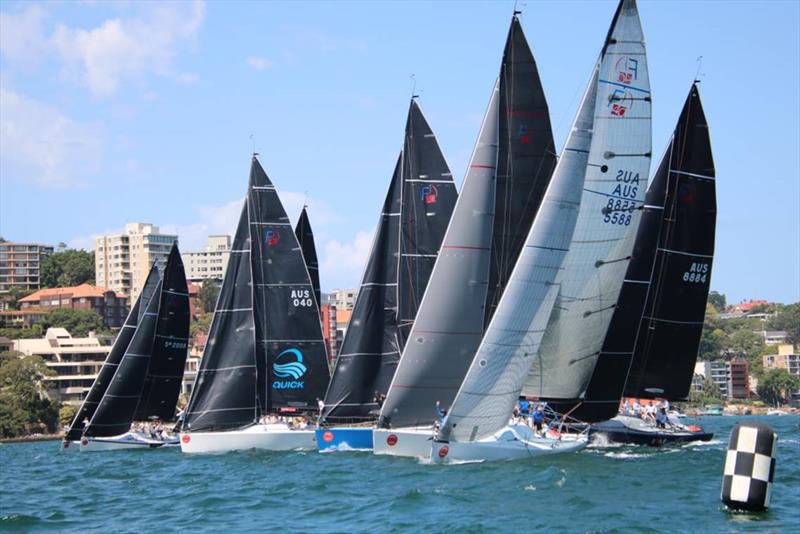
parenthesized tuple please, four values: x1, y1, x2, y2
(434, 400, 447, 431)
(655, 407, 669, 429)
(532, 406, 545, 434)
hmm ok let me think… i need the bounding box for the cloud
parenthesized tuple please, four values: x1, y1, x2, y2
(320, 230, 374, 290)
(247, 56, 274, 71)
(0, 5, 48, 67)
(50, 0, 205, 97)
(0, 88, 104, 187)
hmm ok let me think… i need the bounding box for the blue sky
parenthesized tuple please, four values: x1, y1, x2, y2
(1, 0, 798, 304)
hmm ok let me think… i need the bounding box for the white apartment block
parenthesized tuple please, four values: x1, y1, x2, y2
(332, 288, 358, 311)
(95, 223, 177, 303)
(0, 242, 54, 292)
(181, 235, 231, 282)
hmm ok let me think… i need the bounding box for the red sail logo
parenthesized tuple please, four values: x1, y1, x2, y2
(265, 229, 280, 247)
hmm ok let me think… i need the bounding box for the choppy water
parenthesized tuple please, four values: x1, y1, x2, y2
(1, 416, 798, 532)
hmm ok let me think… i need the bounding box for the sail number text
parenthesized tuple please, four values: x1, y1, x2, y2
(291, 289, 314, 307)
(682, 262, 709, 284)
(603, 169, 640, 226)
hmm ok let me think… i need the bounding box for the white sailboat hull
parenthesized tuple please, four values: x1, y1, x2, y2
(431, 424, 587, 464)
(68, 431, 179, 452)
(180, 423, 316, 454)
(373, 427, 434, 459)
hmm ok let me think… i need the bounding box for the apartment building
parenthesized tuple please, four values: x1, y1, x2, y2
(17, 283, 128, 328)
(320, 303, 337, 365)
(181, 235, 231, 282)
(0, 242, 54, 293)
(763, 344, 800, 376)
(695, 359, 750, 400)
(95, 223, 177, 303)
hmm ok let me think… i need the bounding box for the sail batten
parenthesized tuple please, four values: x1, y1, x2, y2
(523, 0, 652, 401)
(323, 99, 457, 421)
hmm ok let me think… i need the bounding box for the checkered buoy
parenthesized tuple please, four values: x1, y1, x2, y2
(721, 421, 777, 512)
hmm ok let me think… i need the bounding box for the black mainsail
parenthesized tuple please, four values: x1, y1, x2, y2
(484, 16, 557, 327)
(64, 266, 159, 442)
(184, 156, 330, 432)
(134, 243, 190, 421)
(558, 83, 715, 421)
(295, 206, 322, 310)
(84, 279, 163, 438)
(322, 99, 457, 421)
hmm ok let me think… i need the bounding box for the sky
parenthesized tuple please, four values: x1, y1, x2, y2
(1, 0, 798, 304)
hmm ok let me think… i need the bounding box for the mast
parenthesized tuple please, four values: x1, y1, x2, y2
(484, 15, 557, 328)
(83, 278, 163, 438)
(134, 243, 191, 422)
(249, 157, 330, 412)
(523, 0, 652, 401)
(295, 206, 322, 310)
(439, 65, 598, 443)
(64, 267, 158, 442)
(378, 81, 501, 429)
(323, 98, 457, 421)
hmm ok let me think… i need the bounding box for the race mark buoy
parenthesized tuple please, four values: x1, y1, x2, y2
(721, 421, 777, 512)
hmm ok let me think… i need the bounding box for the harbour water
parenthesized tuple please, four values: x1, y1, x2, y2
(2, 416, 798, 532)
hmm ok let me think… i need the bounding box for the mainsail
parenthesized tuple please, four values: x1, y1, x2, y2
(485, 16, 558, 327)
(323, 99, 457, 420)
(134, 243, 190, 422)
(184, 156, 330, 432)
(295, 206, 322, 309)
(84, 279, 163, 438)
(64, 266, 158, 442)
(439, 65, 598, 443)
(623, 83, 716, 400)
(523, 0, 652, 401)
(378, 82, 500, 429)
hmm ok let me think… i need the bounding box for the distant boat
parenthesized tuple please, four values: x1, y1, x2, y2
(64, 244, 191, 451)
(180, 156, 330, 454)
(430, 0, 652, 464)
(374, 13, 558, 459)
(317, 98, 457, 451)
(766, 409, 788, 416)
(701, 405, 723, 416)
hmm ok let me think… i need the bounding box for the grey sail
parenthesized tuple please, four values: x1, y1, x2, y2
(84, 279, 163, 438)
(323, 99, 457, 421)
(64, 266, 158, 442)
(378, 82, 500, 429)
(523, 0, 652, 401)
(440, 67, 598, 443)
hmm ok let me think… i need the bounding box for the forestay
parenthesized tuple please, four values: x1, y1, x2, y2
(439, 68, 598, 443)
(524, 0, 652, 400)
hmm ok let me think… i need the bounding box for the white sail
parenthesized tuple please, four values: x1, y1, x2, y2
(440, 67, 599, 443)
(524, 0, 652, 400)
(378, 81, 500, 428)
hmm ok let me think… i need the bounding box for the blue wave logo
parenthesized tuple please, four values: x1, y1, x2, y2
(273, 348, 307, 379)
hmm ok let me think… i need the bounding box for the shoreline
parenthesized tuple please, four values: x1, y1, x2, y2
(1, 433, 62, 444)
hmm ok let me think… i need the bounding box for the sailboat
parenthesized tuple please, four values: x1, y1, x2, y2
(586, 83, 716, 446)
(180, 156, 330, 453)
(65, 244, 191, 451)
(432, 0, 652, 463)
(374, 15, 558, 458)
(295, 206, 322, 310)
(316, 98, 458, 451)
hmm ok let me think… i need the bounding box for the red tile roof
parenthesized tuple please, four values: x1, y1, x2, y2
(19, 284, 120, 302)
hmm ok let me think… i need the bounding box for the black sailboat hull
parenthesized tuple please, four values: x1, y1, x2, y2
(589, 417, 713, 447)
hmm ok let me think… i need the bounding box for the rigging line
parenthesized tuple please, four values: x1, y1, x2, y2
(694, 56, 704, 84)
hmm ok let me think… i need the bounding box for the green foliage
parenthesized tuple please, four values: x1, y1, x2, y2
(41, 309, 107, 337)
(4, 287, 35, 310)
(689, 376, 725, 406)
(40, 249, 95, 288)
(0, 351, 59, 438)
(0, 326, 43, 340)
(190, 312, 213, 342)
(198, 280, 220, 313)
(59, 404, 78, 426)
(767, 302, 800, 345)
(757, 368, 800, 406)
(708, 291, 726, 311)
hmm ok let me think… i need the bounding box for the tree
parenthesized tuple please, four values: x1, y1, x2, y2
(689, 376, 724, 405)
(59, 404, 77, 426)
(198, 280, 220, 313)
(757, 368, 800, 406)
(190, 312, 213, 342)
(41, 309, 106, 337)
(708, 291, 727, 312)
(40, 249, 95, 288)
(768, 303, 800, 345)
(4, 287, 34, 310)
(0, 351, 59, 437)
